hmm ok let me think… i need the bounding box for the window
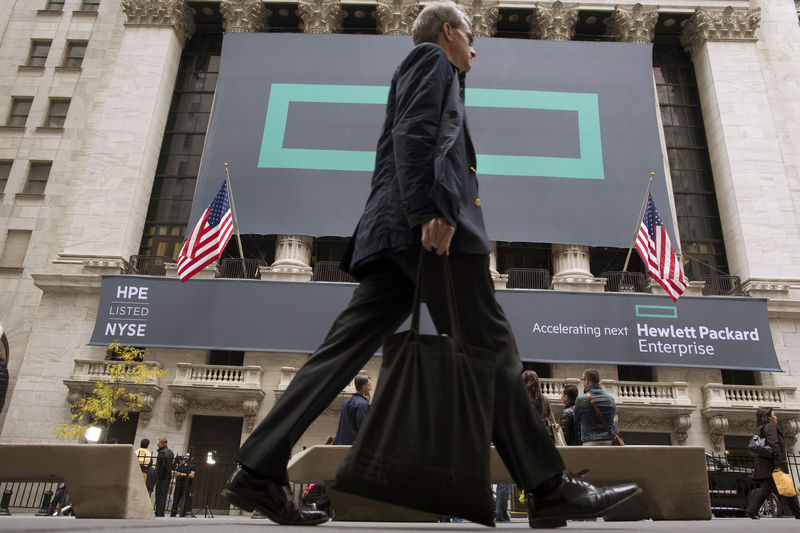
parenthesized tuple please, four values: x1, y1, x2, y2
(23, 162, 52, 195)
(721, 369, 758, 386)
(617, 365, 654, 382)
(653, 42, 729, 280)
(140, 32, 223, 259)
(7, 97, 33, 128)
(44, 98, 70, 128)
(208, 350, 244, 366)
(27, 40, 51, 67)
(63, 41, 87, 68)
(80, 0, 100, 12)
(0, 230, 32, 269)
(44, 0, 65, 11)
(0, 161, 11, 193)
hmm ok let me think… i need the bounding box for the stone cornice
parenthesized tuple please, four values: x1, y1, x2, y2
(374, 0, 419, 36)
(460, 0, 499, 38)
(122, 0, 196, 45)
(31, 273, 102, 294)
(680, 6, 760, 53)
(529, 1, 579, 41)
(297, 0, 345, 34)
(604, 3, 658, 44)
(220, 0, 269, 33)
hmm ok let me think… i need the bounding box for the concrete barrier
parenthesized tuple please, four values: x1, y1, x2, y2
(0, 444, 155, 519)
(287, 444, 712, 522)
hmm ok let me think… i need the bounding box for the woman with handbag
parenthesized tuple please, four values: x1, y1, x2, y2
(745, 407, 800, 519)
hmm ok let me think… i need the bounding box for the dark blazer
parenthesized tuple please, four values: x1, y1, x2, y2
(155, 445, 175, 480)
(334, 393, 369, 445)
(560, 401, 581, 446)
(753, 422, 788, 480)
(342, 43, 491, 276)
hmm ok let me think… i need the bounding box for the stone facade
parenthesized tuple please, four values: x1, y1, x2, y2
(0, 0, 799, 464)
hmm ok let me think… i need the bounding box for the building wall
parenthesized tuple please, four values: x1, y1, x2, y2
(0, 0, 798, 460)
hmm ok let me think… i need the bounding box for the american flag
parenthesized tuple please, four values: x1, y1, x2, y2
(177, 180, 234, 282)
(635, 194, 687, 301)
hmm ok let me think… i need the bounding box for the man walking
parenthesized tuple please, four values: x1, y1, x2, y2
(154, 437, 174, 517)
(574, 369, 620, 446)
(334, 375, 372, 445)
(223, 3, 640, 528)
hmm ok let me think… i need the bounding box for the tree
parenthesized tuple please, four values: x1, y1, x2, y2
(56, 342, 165, 443)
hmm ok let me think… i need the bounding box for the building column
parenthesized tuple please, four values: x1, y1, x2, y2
(459, 0, 499, 38)
(529, 1, 578, 41)
(603, 3, 658, 44)
(681, 7, 800, 283)
(55, 0, 195, 274)
(374, 0, 419, 35)
(529, 3, 601, 292)
(264, 0, 346, 281)
(220, 0, 268, 32)
(297, 0, 345, 34)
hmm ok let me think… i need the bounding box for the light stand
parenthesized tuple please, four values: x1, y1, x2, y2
(200, 451, 216, 518)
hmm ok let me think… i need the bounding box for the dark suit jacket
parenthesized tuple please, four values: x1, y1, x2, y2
(334, 393, 369, 445)
(342, 43, 491, 276)
(753, 422, 788, 480)
(155, 445, 175, 480)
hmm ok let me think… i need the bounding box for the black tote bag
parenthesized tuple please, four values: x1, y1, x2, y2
(333, 253, 496, 526)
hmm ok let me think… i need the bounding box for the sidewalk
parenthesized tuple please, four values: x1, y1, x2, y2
(1, 516, 799, 533)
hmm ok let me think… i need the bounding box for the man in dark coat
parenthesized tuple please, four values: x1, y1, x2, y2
(560, 384, 581, 446)
(222, 2, 640, 528)
(334, 375, 371, 445)
(154, 437, 175, 517)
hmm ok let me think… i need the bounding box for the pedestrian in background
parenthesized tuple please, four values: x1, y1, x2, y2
(574, 369, 619, 446)
(522, 370, 552, 441)
(334, 375, 372, 445)
(171, 452, 196, 517)
(154, 437, 174, 517)
(136, 438, 156, 494)
(560, 384, 581, 446)
(745, 407, 800, 519)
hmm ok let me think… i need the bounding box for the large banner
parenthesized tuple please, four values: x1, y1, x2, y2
(90, 276, 781, 372)
(191, 33, 673, 246)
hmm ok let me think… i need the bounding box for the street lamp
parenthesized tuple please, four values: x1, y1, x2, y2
(85, 426, 102, 443)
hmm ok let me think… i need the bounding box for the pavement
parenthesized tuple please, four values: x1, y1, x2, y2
(1, 516, 798, 533)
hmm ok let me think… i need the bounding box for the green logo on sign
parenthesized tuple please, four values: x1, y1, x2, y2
(635, 305, 678, 319)
(259, 83, 604, 179)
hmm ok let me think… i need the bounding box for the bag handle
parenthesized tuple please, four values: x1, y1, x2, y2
(586, 392, 615, 440)
(410, 249, 462, 342)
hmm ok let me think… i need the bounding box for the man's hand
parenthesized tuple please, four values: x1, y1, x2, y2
(421, 217, 455, 256)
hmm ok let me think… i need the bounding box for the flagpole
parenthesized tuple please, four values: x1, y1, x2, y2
(622, 172, 655, 272)
(223, 163, 247, 277)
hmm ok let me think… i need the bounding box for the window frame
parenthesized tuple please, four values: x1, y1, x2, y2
(26, 40, 52, 67)
(0, 230, 33, 270)
(7, 97, 33, 128)
(22, 161, 52, 195)
(62, 40, 88, 68)
(0, 161, 12, 193)
(43, 0, 65, 12)
(80, 0, 100, 13)
(44, 98, 70, 129)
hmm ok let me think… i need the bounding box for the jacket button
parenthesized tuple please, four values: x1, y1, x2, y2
(470, 166, 476, 173)
(474, 198, 481, 207)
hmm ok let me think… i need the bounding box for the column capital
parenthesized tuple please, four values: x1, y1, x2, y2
(122, 0, 196, 45)
(680, 7, 761, 54)
(375, 0, 419, 36)
(459, 0, 499, 38)
(604, 3, 658, 44)
(220, 0, 269, 33)
(529, 1, 578, 41)
(297, 0, 345, 34)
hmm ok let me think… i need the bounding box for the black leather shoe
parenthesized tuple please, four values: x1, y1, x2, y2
(221, 467, 329, 525)
(527, 472, 642, 529)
